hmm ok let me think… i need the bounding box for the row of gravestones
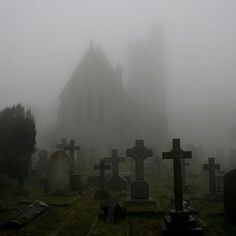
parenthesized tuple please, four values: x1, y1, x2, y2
(32, 138, 82, 195)
(92, 139, 236, 235)
(92, 139, 204, 235)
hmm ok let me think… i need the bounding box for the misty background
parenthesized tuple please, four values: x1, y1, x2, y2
(0, 0, 236, 154)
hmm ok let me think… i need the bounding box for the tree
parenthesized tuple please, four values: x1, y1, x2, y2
(0, 104, 36, 187)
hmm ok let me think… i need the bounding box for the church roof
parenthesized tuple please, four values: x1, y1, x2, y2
(60, 44, 116, 100)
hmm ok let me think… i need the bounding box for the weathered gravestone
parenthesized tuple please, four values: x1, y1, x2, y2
(2, 200, 49, 229)
(94, 159, 110, 200)
(48, 151, 71, 195)
(161, 139, 204, 236)
(104, 149, 127, 191)
(56, 139, 81, 192)
(126, 140, 154, 203)
(36, 150, 48, 177)
(224, 169, 236, 223)
(203, 157, 222, 201)
(56, 138, 67, 150)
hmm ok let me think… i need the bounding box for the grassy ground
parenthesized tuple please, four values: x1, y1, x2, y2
(0, 161, 235, 236)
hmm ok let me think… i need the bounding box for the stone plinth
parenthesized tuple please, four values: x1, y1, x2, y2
(161, 210, 204, 236)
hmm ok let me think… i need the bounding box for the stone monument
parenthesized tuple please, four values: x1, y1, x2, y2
(161, 138, 204, 236)
(104, 149, 127, 191)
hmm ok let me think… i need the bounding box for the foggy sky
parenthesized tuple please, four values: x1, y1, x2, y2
(0, 0, 236, 153)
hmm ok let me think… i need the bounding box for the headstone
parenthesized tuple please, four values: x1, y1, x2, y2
(224, 169, 236, 223)
(99, 198, 126, 223)
(70, 169, 82, 193)
(36, 150, 48, 177)
(3, 200, 49, 229)
(126, 140, 154, 202)
(64, 140, 80, 170)
(48, 151, 71, 195)
(104, 149, 127, 191)
(203, 157, 222, 201)
(94, 159, 110, 200)
(56, 138, 67, 150)
(161, 139, 204, 236)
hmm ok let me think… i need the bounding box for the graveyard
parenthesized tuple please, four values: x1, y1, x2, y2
(1, 2, 236, 235)
(0, 137, 235, 235)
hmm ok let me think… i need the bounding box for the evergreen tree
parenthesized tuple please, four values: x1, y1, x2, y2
(0, 104, 36, 187)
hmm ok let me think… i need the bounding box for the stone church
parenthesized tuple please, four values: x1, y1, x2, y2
(57, 34, 168, 157)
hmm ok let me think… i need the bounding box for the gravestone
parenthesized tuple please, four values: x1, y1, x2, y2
(126, 140, 154, 203)
(203, 157, 222, 201)
(104, 149, 127, 191)
(224, 168, 236, 223)
(3, 200, 49, 229)
(48, 151, 71, 195)
(94, 159, 110, 200)
(36, 150, 48, 178)
(56, 139, 81, 191)
(56, 138, 67, 150)
(65, 140, 80, 170)
(161, 139, 203, 236)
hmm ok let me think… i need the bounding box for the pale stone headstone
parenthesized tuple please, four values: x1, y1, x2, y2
(48, 151, 71, 195)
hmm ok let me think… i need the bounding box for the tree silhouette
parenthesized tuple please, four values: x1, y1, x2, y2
(0, 104, 36, 187)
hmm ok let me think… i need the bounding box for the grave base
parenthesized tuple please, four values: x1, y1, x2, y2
(94, 190, 110, 200)
(161, 209, 204, 236)
(203, 193, 223, 202)
(123, 197, 156, 206)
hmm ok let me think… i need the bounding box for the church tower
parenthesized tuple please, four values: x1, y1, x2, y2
(127, 26, 168, 150)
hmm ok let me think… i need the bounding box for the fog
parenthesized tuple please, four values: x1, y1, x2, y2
(0, 0, 236, 155)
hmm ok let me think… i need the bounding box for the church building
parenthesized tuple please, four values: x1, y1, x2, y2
(57, 34, 168, 157)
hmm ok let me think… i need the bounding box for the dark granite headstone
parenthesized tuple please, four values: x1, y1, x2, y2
(94, 159, 110, 200)
(203, 157, 222, 201)
(224, 168, 236, 223)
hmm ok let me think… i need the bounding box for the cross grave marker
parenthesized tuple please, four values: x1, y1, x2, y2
(203, 157, 222, 201)
(64, 140, 80, 170)
(161, 139, 204, 236)
(94, 159, 110, 199)
(162, 138, 192, 211)
(104, 149, 127, 191)
(126, 140, 153, 200)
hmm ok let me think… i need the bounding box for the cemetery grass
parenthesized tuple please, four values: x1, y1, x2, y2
(0, 162, 235, 235)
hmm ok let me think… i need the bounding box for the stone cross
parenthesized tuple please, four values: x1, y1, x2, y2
(94, 159, 110, 192)
(203, 157, 220, 194)
(104, 149, 125, 177)
(56, 138, 67, 150)
(127, 140, 153, 180)
(162, 139, 192, 211)
(64, 140, 80, 170)
(181, 159, 190, 188)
